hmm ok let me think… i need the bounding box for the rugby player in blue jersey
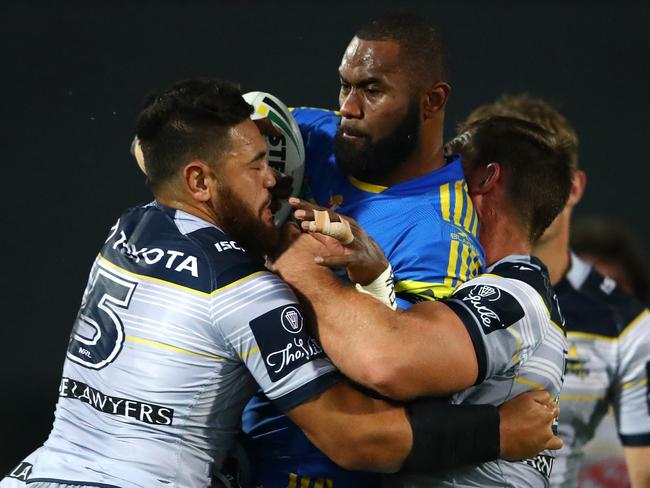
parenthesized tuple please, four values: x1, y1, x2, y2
(460, 95, 650, 487)
(241, 14, 558, 488)
(272, 115, 572, 487)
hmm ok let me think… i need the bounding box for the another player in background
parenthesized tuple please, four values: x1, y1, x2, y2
(2, 79, 542, 488)
(571, 216, 650, 307)
(273, 115, 571, 487)
(460, 94, 650, 487)
(242, 14, 488, 487)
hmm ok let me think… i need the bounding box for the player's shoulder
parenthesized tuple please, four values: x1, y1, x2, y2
(99, 202, 267, 295)
(559, 254, 647, 338)
(290, 106, 340, 126)
(483, 255, 563, 325)
(582, 269, 646, 326)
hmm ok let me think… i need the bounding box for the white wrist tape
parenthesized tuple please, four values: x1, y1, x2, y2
(309, 210, 354, 245)
(355, 264, 397, 310)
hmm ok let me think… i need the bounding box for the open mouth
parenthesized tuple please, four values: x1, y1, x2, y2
(339, 126, 368, 140)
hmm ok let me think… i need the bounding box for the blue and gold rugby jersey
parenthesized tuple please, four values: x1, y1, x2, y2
(550, 254, 650, 488)
(2, 202, 340, 488)
(295, 107, 485, 306)
(242, 108, 485, 488)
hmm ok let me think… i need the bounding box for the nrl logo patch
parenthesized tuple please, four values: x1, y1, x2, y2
(281, 306, 303, 334)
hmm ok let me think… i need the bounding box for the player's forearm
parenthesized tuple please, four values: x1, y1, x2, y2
(278, 261, 405, 393)
(289, 382, 501, 474)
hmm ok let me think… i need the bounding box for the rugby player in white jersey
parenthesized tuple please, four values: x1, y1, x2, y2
(271, 116, 572, 487)
(1, 80, 561, 488)
(461, 95, 650, 487)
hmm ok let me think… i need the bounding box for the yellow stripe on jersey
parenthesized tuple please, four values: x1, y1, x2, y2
(348, 176, 388, 194)
(508, 326, 522, 365)
(458, 244, 470, 283)
(440, 182, 451, 221)
(240, 346, 260, 359)
(471, 211, 479, 236)
(453, 180, 464, 227)
(395, 279, 456, 300)
(566, 309, 648, 342)
(445, 239, 461, 290)
(463, 182, 475, 233)
(125, 336, 224, 360)
(98, 253, 268, 298)
(301, 477, 310, 488)
(550, 320, 565, 336)
(622, 378, 648, 390)
(560, 393, 606, 402)
(515, 377, 546, 391)
(288, 473, 298, 488)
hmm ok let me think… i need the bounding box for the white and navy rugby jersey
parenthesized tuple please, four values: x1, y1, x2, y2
(550, 254, 650, 488)
(3, 202, 340, 488)
(392, 255, 567, 488)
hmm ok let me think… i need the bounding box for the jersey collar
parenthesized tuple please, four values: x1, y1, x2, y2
(564, 252, 592, 290)
(153, 200, 225, 235)
(346, 154, 465, 195)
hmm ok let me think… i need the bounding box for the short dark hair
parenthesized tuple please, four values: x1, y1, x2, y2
(448, 116, 573, 242)
(355, 13, 447, 85)
(571, 216, 650, 306)
(136, 79, 253, 192)
(459, 94, 579, 169)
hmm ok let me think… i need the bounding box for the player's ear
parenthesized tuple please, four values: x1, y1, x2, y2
(468, 162, 501, 196)
(422, 81, 450, 119)
(566, 169, 586, 208)
(184, 160, 213, 203)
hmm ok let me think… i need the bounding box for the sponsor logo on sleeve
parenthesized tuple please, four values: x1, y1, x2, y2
(7, 462, 32, 481)
(249, 304, 324, 382)
(452, 283, 525, 334)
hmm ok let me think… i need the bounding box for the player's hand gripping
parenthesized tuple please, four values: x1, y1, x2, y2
(498, 390, 563, 460)
(289, 197, 388, 285)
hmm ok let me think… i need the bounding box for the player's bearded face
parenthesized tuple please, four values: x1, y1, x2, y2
(213, 181, 281, 256)
(334, 99, 421, 181)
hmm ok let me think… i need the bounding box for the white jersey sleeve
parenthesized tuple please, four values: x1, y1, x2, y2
(214, 271, 340, 412)
(443, 267, 565, 396)
(615, 309, 650, 444)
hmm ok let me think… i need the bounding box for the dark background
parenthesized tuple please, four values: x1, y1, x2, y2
(1, 0, 649, 472)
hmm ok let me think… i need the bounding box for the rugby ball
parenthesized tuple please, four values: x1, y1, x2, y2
(244, 91, 305, 225)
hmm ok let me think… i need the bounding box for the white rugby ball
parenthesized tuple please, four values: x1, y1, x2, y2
(243, 91, 305, 225)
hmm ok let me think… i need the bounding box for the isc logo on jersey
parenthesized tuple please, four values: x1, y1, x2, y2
(243, 91, 305, 225)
